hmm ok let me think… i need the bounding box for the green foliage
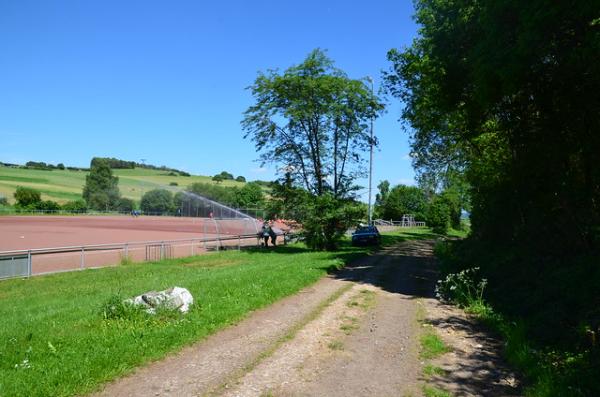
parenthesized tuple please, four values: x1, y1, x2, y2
(235, 176, 246, 182)
(141, 189, 173, 214)
(169, 181, 178, 186)
(61, 199, 87, 213)
(422, 385, 452, 397)
(100, 294, 144, 320)
(82, 158, 121, 210)
(435, 267, 487, 308)
(420, 332, 451, 360)
(265, 172, 305, 220)
(212, 175, 224, 183)
(215, 171, 234, 180)
(0, 243, 373, 396)
(243, 48, 384, 198)
(186, 182, 236, 205)
(0, 195, 8, 206)
(243, 50, 382, 247)
(13, 186, 42, 207)
(376, 184, 428, 221)
(426, 197, 450, 234)
(233, 182, 264, 208)
(91, 157, 135, 169)
(116, 197, 135, 212)
(24, 161, 61, 170)
(37, 200, 60, 212)
(301, 194, 363, 251)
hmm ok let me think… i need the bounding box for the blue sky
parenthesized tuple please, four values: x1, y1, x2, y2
(0, 1, 418, 200)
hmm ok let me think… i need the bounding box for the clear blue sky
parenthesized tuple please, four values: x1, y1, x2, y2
(0, 0, 418, 200)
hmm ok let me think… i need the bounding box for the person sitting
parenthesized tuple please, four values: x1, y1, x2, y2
(268, 221, 277, 246)
(260, 221, 271, 247)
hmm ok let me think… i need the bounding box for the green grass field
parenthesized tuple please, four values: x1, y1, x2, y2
(0, 166, 247, 204)
(0, 229, 432, 397)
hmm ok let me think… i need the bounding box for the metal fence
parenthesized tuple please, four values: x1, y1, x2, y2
(373, 218, 426, 227)
(0, 233, 270, 280)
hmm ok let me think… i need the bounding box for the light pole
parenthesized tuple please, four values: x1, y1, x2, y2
(366, 76, 374, 225)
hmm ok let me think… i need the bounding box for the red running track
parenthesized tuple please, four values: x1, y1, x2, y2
(0, 215, 261, 251)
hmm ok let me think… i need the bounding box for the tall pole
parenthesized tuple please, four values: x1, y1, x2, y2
(367, 76, 374, 225)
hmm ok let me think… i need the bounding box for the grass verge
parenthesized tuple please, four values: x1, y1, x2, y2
(0, 228, 430, 396)
(0, 244, 355, 396)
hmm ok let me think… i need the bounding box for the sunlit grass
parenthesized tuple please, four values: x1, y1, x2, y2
(0, 243, 366, 396)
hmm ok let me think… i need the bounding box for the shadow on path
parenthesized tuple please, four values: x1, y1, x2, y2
(330, 238, 523, 397)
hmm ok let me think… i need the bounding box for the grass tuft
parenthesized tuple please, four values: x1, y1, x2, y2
(420, 332, 451, 360)
(422, 384, 453, 397)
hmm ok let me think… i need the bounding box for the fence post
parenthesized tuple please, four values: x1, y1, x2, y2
(124, 243, 129, 260)
(161, 242, 165, 260)
(80, 247, 85, 269)
(191, 240, 195, 256)
(238, 235, 241, 250)
(27, 250, 32, 277)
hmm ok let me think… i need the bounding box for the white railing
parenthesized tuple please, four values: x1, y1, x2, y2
(373, 219, 426, 227)
(0, 232, 279, 280)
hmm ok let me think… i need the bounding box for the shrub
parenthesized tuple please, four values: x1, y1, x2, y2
(14, 186, 42, 207)
(427, 197, 450, 234)
(141, 189, 173, 214)
(37, 200, 60, 212)
(301, 194, 363, 251)
(0, 195, 8, 206)
(169, 181, 178, 186)
(435, 267, 487, 308)
(116, 198, 135, 212)
(62, 199, 87, 213)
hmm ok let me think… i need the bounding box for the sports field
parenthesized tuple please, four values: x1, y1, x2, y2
(0, 215, 262, 276)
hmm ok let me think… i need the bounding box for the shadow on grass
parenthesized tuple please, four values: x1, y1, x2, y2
(236, 229, 444, 300)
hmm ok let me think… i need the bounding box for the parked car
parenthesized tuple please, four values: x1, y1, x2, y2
(351, 225, 381, 246)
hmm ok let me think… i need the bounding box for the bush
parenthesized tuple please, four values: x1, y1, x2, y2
(169, 182, 178, 186)
(301, 194, 363, 251)
(14, 186, 42, 207)
(62, 199, 87, 213)
(235, 176, 246, 182)
(0, 195, 8, 206)
(141, 189, 173, 214)
(435, 267, 487, 308)
(116, 198, 135, 212)
(427, 198, 450, 234)
(37, 200, 60, 212)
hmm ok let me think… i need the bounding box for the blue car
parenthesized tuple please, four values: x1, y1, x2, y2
(351, 225, 381, 246)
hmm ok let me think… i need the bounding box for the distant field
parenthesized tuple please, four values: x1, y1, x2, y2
(0, 166, 247, 204)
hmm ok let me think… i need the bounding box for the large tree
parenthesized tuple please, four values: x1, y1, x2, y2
(242, 50, 383, 250)
(376, 184, 428, 222)
(82, 158, 121, 210)
(384, 0, 600, 382)
(243, 49, 384, 199)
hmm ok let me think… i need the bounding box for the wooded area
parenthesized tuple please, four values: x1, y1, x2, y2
(384, 1, 599, 394)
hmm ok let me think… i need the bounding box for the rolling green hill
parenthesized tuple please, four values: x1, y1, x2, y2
(0, 165, 247, 204)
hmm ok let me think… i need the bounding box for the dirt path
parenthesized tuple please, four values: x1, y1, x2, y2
(94, 239, 521, 397)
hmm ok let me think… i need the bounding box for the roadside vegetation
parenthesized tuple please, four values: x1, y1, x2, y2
(385, 1, 598, 395)
(0, 228, 427, 397)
